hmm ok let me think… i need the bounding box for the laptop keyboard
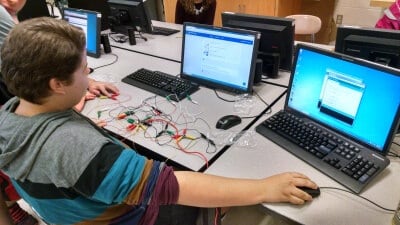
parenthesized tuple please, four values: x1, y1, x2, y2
(121, 68, 199, 102)
(152, 26, 180, 36)
(255, 111, 390, 193)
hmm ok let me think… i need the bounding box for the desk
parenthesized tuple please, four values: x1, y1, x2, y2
(85, 47, 287, 171)
(206, 90, 400, 225)
(108, 21, 183, 62)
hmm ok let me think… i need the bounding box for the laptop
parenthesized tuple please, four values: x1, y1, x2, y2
(256, 44, 400, 193)
(181, 22, 260, 94)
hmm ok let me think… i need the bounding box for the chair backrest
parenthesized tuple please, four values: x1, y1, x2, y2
(285, 14, 321, 42)
(286, 14, 321, 34)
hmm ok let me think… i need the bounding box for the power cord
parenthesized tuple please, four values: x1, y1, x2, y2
(134, 27, 148, 41)
(253, 90, 272, 115)
(213, 90, 236, 102)
(388, 151, 400, 158)
(91, 53, 119, 70)
(320, 187, 396, 212)
(109, 33, 128, 43)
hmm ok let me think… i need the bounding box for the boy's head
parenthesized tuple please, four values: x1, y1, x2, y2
(1, 17, 86, 104)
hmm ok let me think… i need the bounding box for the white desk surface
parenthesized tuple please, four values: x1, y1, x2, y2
(108, 21, 183, 62)
(206, 95, 400, 225)
(85, 47, 287, 171)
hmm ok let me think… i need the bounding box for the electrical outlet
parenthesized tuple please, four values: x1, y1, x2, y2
(336, 14, 343, 25)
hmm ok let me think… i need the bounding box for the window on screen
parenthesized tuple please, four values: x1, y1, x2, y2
(317, 70, 365, 125)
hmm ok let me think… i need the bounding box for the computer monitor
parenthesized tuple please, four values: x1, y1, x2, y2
(67, 0, 111, 31)
(107, 0, 153, 34)
(335, 25, 400, 69)
(180, 22, 260, 94)
(63, 8, 101, 58)
(221, 12, 295, 78)
(18, 0, 50, 21)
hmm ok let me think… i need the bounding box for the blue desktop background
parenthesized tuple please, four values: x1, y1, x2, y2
(288, 48, 400, 151)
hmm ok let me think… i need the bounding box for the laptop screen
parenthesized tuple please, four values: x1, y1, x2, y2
(287, 44, 400, 153)
(63, 8, 101, 58)
(180, 23, 260, 93)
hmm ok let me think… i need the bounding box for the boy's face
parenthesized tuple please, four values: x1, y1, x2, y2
(0, 0, 26, 15)
(63, 51, 90, 107)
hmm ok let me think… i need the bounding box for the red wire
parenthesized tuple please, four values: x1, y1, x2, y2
(148, 118, 209, 167)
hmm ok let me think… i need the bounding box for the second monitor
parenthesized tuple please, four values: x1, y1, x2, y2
(222, 12, 295, 78)
(335, 25, 400, 69)
(107, 0, 179, 35)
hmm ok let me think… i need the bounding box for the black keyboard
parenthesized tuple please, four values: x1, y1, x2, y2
(255, 111, 390, 193)
(122, 68, 199, 101)
(152, 26, 180, 36)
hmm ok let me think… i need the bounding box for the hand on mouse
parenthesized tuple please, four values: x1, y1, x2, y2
(260, 172, 318, 205)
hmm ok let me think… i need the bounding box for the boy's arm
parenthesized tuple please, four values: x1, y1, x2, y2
(175, 171, 318, 207)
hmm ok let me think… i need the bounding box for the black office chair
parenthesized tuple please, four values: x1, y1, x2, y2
(17, 0, 51, 21)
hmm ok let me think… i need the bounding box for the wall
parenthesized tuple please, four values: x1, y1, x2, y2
(333, 0, 385, 27)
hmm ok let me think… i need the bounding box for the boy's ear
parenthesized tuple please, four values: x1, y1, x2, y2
(49, 78, 66, 95)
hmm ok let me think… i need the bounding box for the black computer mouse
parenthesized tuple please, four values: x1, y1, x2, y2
(216, 115, 242, 130)
(299, 187, 320, 198)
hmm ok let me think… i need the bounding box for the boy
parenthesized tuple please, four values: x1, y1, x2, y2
(1, 2, 118, 224)
(0, 17, 318, 225)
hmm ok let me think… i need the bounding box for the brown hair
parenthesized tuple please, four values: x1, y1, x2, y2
(179, 0, 215, 15)
(1, 17, 86, 104)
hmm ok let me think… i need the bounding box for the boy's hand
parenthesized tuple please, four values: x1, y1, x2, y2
(88, 78, 119, 97)
(262, 172, 318, 205)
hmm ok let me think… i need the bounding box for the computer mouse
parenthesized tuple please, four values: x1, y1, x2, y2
(299, 187, 320, 198)
(216, 115, 242, 130)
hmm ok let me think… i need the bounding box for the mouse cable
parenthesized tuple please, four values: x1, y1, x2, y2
(392, 141, 400, 147)
(319, 186, 396, 212)
(92, 53, 119, 70)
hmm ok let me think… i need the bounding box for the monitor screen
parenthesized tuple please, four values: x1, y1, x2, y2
(108, 0, 153, 34)
(63, 8, 101, 58)
(180, 22, 260, 94)
(335, 25, 400, 69)
(222, 12, 295, 77)
(67, 0, 111, 31)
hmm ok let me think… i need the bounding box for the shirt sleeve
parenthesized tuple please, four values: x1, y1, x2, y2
(0, 5, 15, 50)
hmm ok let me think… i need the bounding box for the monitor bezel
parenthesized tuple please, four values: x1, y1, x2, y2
(63, 8, 101, 58)
(180, 22, 260, 94)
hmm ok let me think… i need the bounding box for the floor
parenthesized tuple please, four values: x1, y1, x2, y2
(19, 200, 296, 225)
